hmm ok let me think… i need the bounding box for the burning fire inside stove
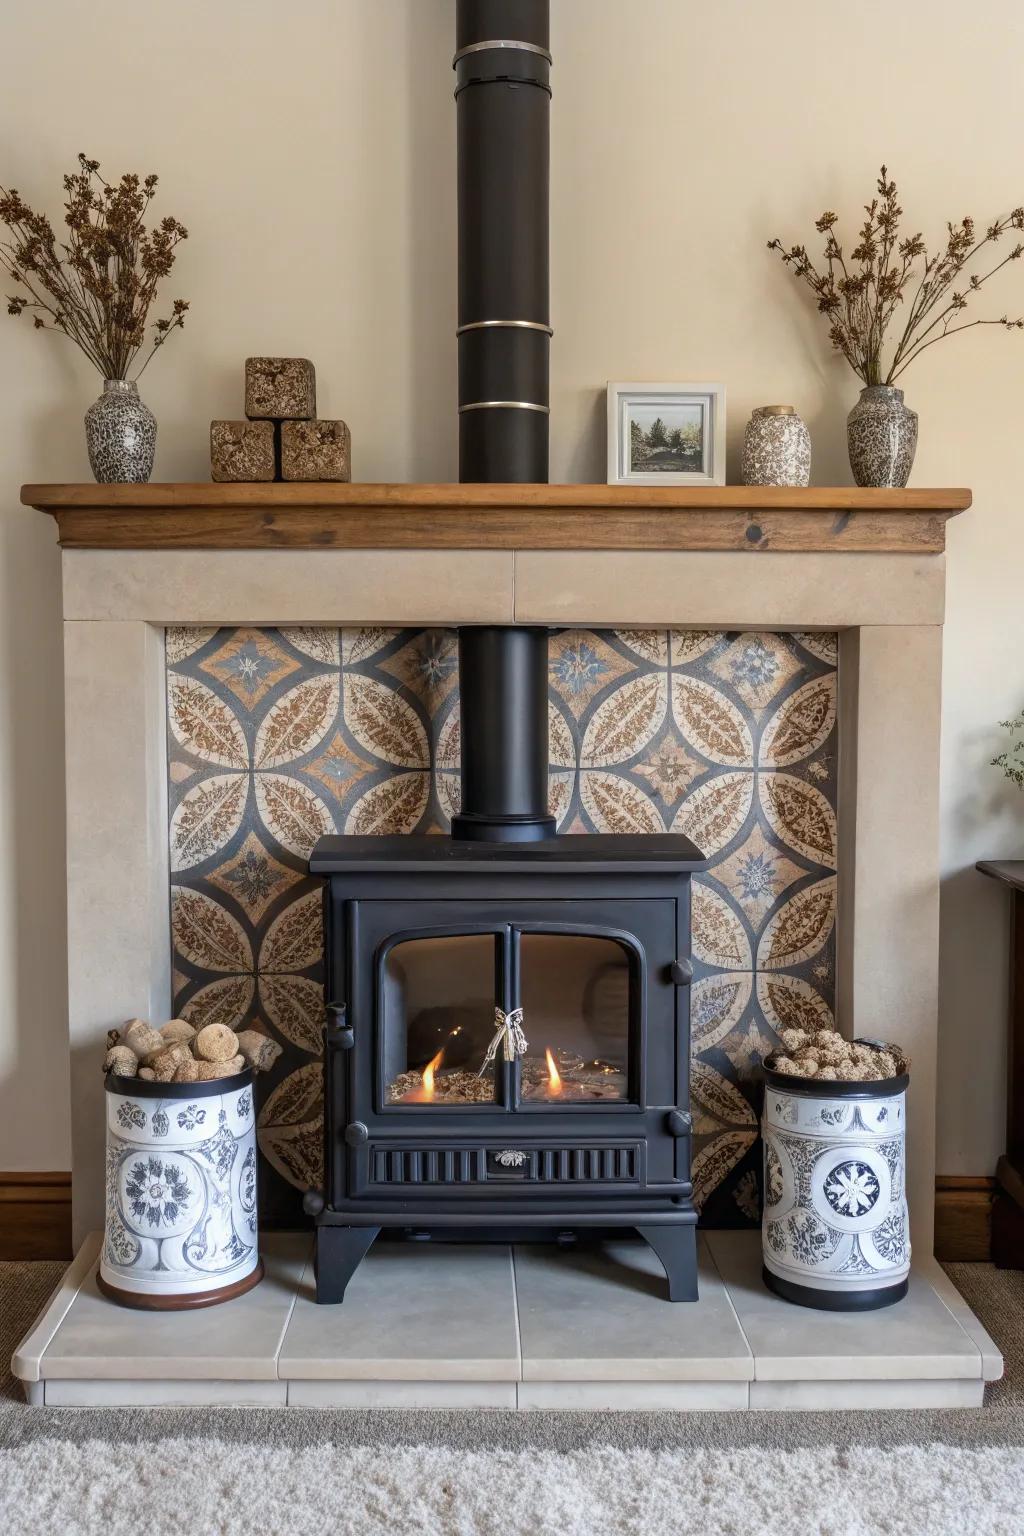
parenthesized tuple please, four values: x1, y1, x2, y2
(389, 1036, 626, 1105)
(545, 1048, 562, 1095)
(402, 1048, 445, 1103)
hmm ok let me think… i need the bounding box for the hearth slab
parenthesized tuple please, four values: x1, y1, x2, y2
(924, 1256, 1005, 1381)
(514, 1236, 751, 1381)
(516, 1381, 751, 1411)
(28, 1234, 309, 1383)
(11, 1230, 1002, 1409)
(43, 1379, 288, 1407)
(12, 1232, 102, 1383)
(705, 1231, 1002, 1383)
(287, 1381, 519, 1408)
(279, 1242, 520, 1382)
(747, 1379, 986, 1410)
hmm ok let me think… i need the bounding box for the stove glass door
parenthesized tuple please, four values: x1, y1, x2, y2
(381, 932, 500, 1105)
(517, 931, 634, 1103)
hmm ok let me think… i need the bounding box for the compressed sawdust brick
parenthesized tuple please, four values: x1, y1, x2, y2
(245, 356, 316, 420)
(767, 1027, 908, 1082)
(236, 1030, 282, 1073)
(104, 1045, 138, 1077)
(194, 1023, 240, 1063)
(197, 1054, 244, 1080)
(280, 419, 351, 482)
(210, 420, 275, 482)
(122, 1020, 165, 1063)
(160, 1018, 196, 1045)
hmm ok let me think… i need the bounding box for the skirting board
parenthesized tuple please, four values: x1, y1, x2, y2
(934, 1177, 995, 1263)
(0, 1173, 997, 1264)
(0, 1173, 72, 1261)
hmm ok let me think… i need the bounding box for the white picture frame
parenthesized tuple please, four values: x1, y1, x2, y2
(607, 382, 726, 486)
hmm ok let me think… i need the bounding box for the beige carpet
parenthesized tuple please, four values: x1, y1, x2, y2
(2, 1439, 1024, 1535)
(2, 1258, 1024, 1533)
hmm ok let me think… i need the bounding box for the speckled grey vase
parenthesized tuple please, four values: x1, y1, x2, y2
(85, 379, 156, 483)
(846, 385, 918, 488)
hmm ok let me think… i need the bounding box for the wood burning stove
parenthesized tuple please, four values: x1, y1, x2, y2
(301, 2, 705, 1302)
(304, 828, 704, 1303)
(304, 630, 705, 1303)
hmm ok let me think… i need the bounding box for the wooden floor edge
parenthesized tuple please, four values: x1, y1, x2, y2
(0, 1172, 999, 1263)
(0, 1172, 72, 1260)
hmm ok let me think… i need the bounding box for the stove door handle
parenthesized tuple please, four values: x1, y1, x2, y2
(325, 1001, 354, 1051)
(669, 958, 694, 986)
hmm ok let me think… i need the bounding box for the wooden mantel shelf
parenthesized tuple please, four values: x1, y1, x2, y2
(22, 482, 971, 553)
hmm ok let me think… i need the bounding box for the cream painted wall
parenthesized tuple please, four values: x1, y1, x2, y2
(1, 0, 1021, 1171)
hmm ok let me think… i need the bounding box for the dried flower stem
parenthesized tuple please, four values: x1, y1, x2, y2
(0, 154, 189, 381)
(768, 167, 1024, 386)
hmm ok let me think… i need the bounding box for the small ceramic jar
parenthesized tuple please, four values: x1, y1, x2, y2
(742, 404, 811, 487)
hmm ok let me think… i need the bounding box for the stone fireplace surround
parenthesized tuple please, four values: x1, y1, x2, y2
(12, 480, 1007, 1410)
(26, 481, 968, 1258)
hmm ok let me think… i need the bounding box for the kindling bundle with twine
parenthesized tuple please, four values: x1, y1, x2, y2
(478, 1007, 528, 1076)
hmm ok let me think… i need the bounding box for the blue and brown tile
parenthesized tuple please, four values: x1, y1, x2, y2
(166, 627, 839, 1225)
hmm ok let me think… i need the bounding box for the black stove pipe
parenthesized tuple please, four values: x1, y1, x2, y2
(452, 0, 554, 844)
(455, 0, 550, 482)
(451, 626, 556, 842)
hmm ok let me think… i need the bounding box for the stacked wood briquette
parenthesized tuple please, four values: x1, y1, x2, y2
(765, 1027, 909, 1082)
(103, 1018, 282, 1083)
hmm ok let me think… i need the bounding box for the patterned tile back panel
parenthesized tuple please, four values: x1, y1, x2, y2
(166, 627, 838, 1226)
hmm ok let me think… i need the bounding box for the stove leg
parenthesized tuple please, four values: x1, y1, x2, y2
(636, 1223, 699, 1302)
(314, 1225, 380, 1304)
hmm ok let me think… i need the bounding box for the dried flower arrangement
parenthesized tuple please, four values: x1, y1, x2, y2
(0, 154, 188, 380)
(765, 1027, 909, 1083)
(104, 1018, 281, 1084)
(768, 166, 1024, 386)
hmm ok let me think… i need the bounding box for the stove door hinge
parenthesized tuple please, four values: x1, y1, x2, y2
(324, 1001, 354, 1051)
(666, 1108, 692, 1137)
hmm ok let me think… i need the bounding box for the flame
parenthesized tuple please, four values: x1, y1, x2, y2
(405, 1048, 444, 1103)
(422, 1049, 443, 1097)
(545, 1048, 562, 1096)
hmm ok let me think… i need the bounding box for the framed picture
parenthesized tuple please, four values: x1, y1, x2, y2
(607, 382, 726, 486)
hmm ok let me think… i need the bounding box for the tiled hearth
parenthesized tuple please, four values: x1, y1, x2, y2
(15, 1232, 1001, 1410)
(166, 625, 839, 1227)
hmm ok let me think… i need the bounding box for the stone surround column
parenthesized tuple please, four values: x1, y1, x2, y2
(64, 620, 170, 1242)
(838, 625, 943, 1253)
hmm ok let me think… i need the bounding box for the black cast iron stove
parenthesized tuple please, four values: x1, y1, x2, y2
(302, 0, 705, 1303)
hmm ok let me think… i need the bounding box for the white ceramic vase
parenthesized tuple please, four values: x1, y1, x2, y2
(101, 1069, 263, 1308)
(761, 1058, 910, 1310)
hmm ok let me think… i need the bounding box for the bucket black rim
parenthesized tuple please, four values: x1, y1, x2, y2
(104, 1066, 254, 1100)
(762, 1065, 909, 1099)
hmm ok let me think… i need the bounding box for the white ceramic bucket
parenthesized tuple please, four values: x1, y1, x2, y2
(101, 1069, 263, 1308)
(762, 1061, 910, 1310)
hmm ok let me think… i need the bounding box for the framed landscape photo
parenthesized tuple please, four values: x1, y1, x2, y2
(607, 382, 726, 486)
